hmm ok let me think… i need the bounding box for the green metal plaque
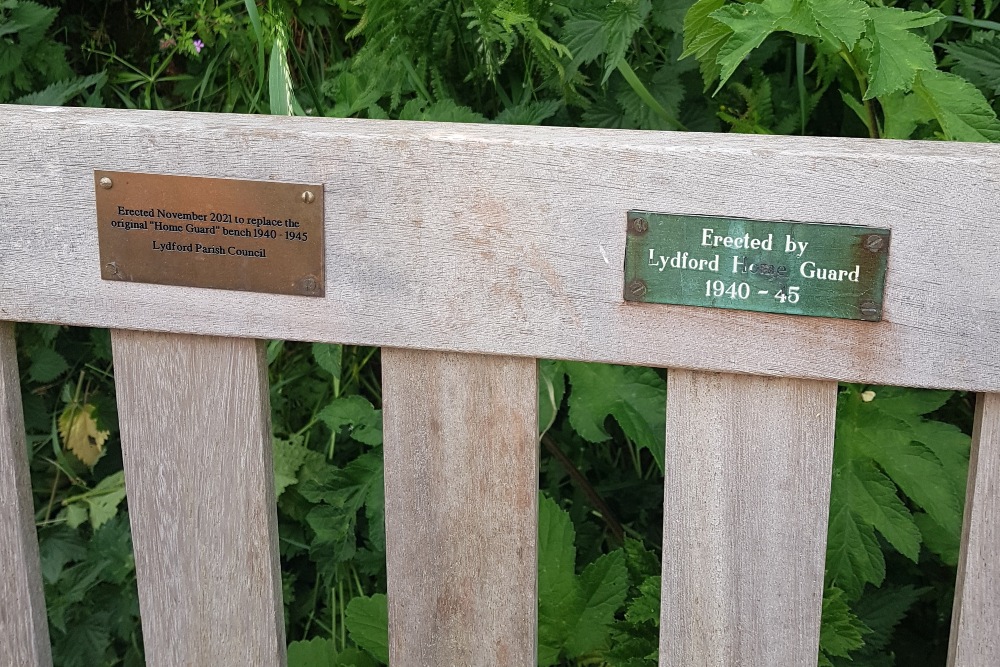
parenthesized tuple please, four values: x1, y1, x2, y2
(623, 211, 890, 321)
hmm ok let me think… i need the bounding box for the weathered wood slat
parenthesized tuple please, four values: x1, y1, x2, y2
(381, 349, 537, 666)
(948, 392, 1000, 667)
(110, 331, 285, 667)
(0, 322, 52, 666)
(660, 370, 837, 666)
(2, 105, 1000, 391)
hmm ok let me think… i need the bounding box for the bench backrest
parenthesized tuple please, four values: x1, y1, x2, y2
(1, 104, 998, 666)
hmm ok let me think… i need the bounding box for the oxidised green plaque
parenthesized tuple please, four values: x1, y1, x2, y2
(623, 211, 889, 321)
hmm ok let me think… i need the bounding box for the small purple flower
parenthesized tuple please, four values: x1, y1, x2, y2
(193, 39, 205, 54)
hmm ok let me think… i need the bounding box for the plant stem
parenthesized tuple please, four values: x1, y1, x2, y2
(838, 50, 880, 139)
(541, 434, 624, 544)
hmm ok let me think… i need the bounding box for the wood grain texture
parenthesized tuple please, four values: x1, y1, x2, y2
(948, 393, 1000, 667)
(1, 105, 999, 391)
(111, 331, 285, 667)
(0, 322, 52, 666)
(382, 349, 537, 666)
(660, 370, 837, 666)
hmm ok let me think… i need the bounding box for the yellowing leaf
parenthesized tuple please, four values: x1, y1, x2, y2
(58, 403, 109, 467)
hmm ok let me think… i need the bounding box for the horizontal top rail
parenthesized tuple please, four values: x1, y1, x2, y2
(1, 104, 999, 391)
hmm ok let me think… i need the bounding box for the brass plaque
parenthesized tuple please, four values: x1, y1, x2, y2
(95, 170, 324, 296)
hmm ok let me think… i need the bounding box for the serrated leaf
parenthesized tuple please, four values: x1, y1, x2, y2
(806, 0, 867, 49)
(14, 72, 105, 106)
(825, 502, 885, 599)
(494, 99, 562, 125)
(344, 594, 389, 663)
(625, 575, 661, 624)
(819, 586, 870, 659)
(318, 396, 383, 446)
(914, 511, 960, 565)
(946, 34, 1000, 97)
(563, 362, 666, 470)
(273, 435, 311, 497)
(538, 494, 579, 663)
(58, 403, 109, 467)
(287, 637, 337, 667)
(602, 0, 650, 82)
(83, 470, 126, 530)
(29, 346, 68, 382)
(564, 14, 607, 65)
(851, 584, 925, 651)
(914, 68, 1000, 142)
(711, 4, 780, 92)
(838, 460, 921, 561)
(565, 549, 628, 656)
(311, 343, 342, 381)
(880, 90, 934, 139)
(682, 0, 727, 59)
(652, 0, 693, 33)
(864, 7, 943, 100)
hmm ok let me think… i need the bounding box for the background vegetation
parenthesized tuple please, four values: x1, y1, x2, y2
(3, 0, 995, 664)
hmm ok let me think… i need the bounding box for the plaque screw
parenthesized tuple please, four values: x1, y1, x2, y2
(859, 301, 880, 319)
(626, 279, 648, 299)
(302, 276, 318, 294)
(301, 191, 315, 204)
(99, 177, 113, 190)
(864, 235, 885, 252)
(630, 217, 649, 235)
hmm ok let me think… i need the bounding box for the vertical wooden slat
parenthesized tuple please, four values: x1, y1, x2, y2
(0, 322, 52, 666)
(660, 370, 837, 666)
(382, 349, 537, 666)
(111, 331, 285, 667)
(948, 392, 1000, 667)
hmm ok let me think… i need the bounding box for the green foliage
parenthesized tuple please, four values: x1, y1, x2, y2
(14, 0, 996, 664)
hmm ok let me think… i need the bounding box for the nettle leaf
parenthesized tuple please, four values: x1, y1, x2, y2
(494, 99, 562, 125)
(345, 594, 389, 664)
(914, 69, 1000, 142)
(58, 402, 110, 468)
(563, 0, 651, 82)
(538, 495, 628, 665)
(603, 0, 650, 82)
(805, 0, 867, 50)
(946, 33, 1000, 97)
(28, 346, 68, 382)
(819, 586, 870, 660)
(561, 362, 666, 471)
(863, 7, 943, 100)
(880, 90, 934, 140)
(83, 471, 127, 530)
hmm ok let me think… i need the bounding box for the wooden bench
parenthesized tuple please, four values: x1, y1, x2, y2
(1, 105, 998, 666)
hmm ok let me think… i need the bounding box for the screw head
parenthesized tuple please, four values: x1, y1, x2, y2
(626, 279, 648, 299)
(301, 191, 315, 204)
(99, 177, 113, 190)
(859, 301, 880, 318)
(630, 217, 649, 235)
(302, 276, 318, 294)
(864, 235, 885, 252)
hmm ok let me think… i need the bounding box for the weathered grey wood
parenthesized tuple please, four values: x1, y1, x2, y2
(0, 322, 52, 666)
(382, 349, 537, 666)
(111, 330, 285, 667)
(660, 370, 837, 666)
(948, 392, 1000, 667)
(1, 105, 1000, 391)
